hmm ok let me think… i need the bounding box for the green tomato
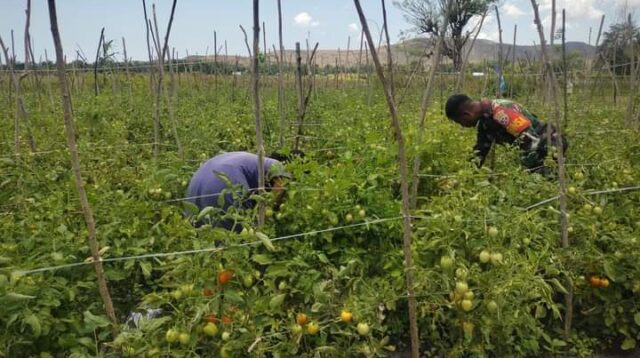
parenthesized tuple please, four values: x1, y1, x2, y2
(463, 290, 474, 300)
(178, 333, 190, 345)
(487, 300, 499, 314)
(593, 206, 603, 215)
(479, 250, 491, 263)
(490, 252, 503, 266)
(356, 322, 370, 336)
(243, 275, 254, 288)
(487, 227, 499, 237)
(455, 268, 468, 280)
(203, 323, 218, 337)
(165, 329, 179, 343)
(221, 331, 231, 341)
(291, 324, 303, 335)
(455, 281, 469, 294)
(461, 299, 473, 312)
(171, 290, 183, 300)
(440, 256, 454, 270)
(180, 284, 194, 297)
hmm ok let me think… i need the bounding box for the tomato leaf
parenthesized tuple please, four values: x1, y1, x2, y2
(621, 338, 636, 350)
(634, 313, 640, 327)
(224, 289, 244, 305)
(139, 261, 152, 278)
(548, 279, 568, 294)
(83, 310, 111, 330)
(252, 254, 272, 265)
(23, 314, 41, 337)
(256, 232, 276, 252)
(603, 261, 617, 282)
(269, 294, 286, 309)
(4, 292, 36, 301)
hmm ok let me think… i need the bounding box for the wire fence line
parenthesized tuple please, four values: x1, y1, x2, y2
(14, 213, 502, 277)
(16, 216, 405, 276)
(10, 182, 639, 275)
(521, 185, 640, 211)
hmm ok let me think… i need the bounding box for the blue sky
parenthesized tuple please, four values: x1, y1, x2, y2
(0, 0, 637, 62)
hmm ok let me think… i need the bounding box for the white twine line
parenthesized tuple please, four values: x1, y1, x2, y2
(0, 143, 177, 159)
(15, 216, 404, 276)
(521, 185, 640, 211)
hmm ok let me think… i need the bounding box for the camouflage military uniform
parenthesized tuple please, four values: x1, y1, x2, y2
(473, 99, 568, 172)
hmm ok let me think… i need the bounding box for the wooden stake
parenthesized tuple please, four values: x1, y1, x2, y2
(277, 0, 286, 148)
(531, 0, 570, 338)
(94, 28, 105, 97)
(353, 2, 419, 357)
(252, 0, 266, 226)
(46, 0, 118, 328)
(495, 4, 504, 98)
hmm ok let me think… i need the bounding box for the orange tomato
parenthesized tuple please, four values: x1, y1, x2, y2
(222, 315, 233, 324)
(203, 288, 214, 297)
(218, 270, 233, 285)
(204, 314, 219, 323)
(296, 313, 308, 326)
(600, 278, 610, 288)
(589, 276, 602, 287)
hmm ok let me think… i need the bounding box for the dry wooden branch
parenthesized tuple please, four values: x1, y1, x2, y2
(46, 0, 118, 329)
(277, 0, 286, 147)
(530, 0, 570, 339)
(252, 0, 266, 226)
(353, 1, 419, 357)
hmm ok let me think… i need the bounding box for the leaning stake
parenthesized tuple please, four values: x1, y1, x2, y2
(353, 1, 419, 357)
(46, 0, 118, 327)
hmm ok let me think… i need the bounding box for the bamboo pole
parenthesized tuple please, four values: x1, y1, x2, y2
(495, 4, 504, 98)
(381, 0, 395, 99)
(46, 0, 118, 328)
(510, 25, 517, 98)
(93, 28, 105, 97)
(277, 0, 285, 148)
(353, 1, 419, 357)
(550, 0, 556, 47)
(294, 42, 304, 151)
(252, 0, 266, 227)
(626, 13, 637, 124)
(122, 37, 132, 98)
(0, 36, 35, 155)
(530, 0, 571, 339)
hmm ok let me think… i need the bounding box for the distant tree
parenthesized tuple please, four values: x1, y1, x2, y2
(598, 19, 640, 75)
(395, 0, 496, 70)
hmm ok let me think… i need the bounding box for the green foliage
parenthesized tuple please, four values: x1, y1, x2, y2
(0, 73, 639, 357)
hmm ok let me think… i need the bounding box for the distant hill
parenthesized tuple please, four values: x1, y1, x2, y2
(184, 38, 596, 67)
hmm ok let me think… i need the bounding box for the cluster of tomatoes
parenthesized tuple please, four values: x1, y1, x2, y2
(588, 276, 610, 288)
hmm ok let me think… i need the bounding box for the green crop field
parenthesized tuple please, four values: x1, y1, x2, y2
(1, 69, 639, 357)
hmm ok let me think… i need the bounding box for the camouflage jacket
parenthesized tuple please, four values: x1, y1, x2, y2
(474, 99, 546, 168)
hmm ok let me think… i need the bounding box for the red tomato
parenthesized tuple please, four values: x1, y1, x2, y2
(218, 270, 233, 285)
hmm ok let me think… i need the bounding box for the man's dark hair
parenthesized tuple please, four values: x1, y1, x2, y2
(445, 94, 471, 120)
(269, 150, 305, 163)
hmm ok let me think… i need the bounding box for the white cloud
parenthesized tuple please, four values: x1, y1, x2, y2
(478, 31, 500, 42)
(293, 12, 320, 27)
(348, 23, 359, 33)
(503, 3, 525, 17)
(539, 0, 603, 20)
